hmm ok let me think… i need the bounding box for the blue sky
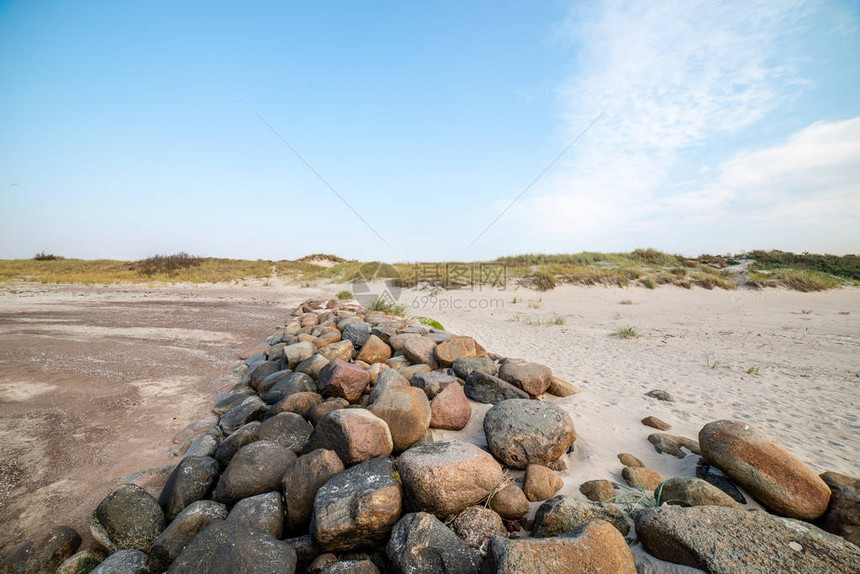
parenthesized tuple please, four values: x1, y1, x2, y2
(1, 0, 858, 262)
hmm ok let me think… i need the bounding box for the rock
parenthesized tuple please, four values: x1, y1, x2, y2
(267, 391, 324, 419)
(356, 334, 392, 364)
(284, 534, 321, 572)
(411, 371, 459, 399)
(226, 491, 284, 538)
(622, 467, 664, 491)
(320, 560, 380, 574)
(147, 500, 227, 573)
(308, 554, 338, 574)
(546, 457, 569, 472)
(642, 416, 671, 430)
(523, 464, 564, 502)
(309, 398, 349, 426)
(389, 333, 420, 352)
(498, 360, 552, 396)
(429, 383, 471, 430)
(645, 389, 675, 402)
(452, 357, 496, 380)
(213, 440, 296, 505)
(91, 485, 166, 552)
(545, 376, 580, 397)
(158, 456, 220, 521)
(317, 358, 371, 403)
(401, 337, 439, 369)
(366, 361, 388, 383)
(319, 340, 355, 362)
(617, 453, 645, 467)
(649, 433, 700, 458)
(657, 478, 743, 509)
(817, 471, 860, 547)
(56, 549, 108, 574)
(483, 399, 576, 469)
(257, 368, 293, 395)
(213, 422, 259, 467)
(635, 505, 860, 573)
(579, 479, 616, 503)
(434, 336, 485, 367)
(0, 526, 81, 573)
(464, 371, 529, 404)
(212, 386, 255, 415)
(184, 428, 221, 458)
(296, 354, 330, 379)
(699, 419, 831, 520)
(172, 416, 220, 445)
(256, 411, 313, 453)
(304, 408, 393, 465)
(90, 550, 146, 574)
(368, 370, 409, 403)
(397, 364, 432, 380)
(533, 496, 629, 537)
(367, 386, 431, 451)
(450, 506, 507, 557)
(314, 331, 341, 349)
(397, 440, 504, 518)
(371, 323, 398, 343)
(282, 449, 345, 531)
(311, 458, 402, 552)
(343, 322, 373, 349)
(695, 460, 747, 504)
(219, 395, 267, 434)
(487, 519, 636, 573)
(245, 361, 282, 389)
(168, 520, 297, 574)
(489, 483, 530, 520)
(386, 512, 482, 573)
(261, 371, 315, 404)
(284, 341, 317, 369)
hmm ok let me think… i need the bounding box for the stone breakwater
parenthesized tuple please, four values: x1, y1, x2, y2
(1, 297, 858, 573)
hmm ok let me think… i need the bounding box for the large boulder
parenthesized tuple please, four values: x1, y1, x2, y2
(91, 485, 166, 552)
(219, 395, 267, 434)
(261, 372, 315, 405)
(213, 440, 296, 505)
(532, 496, 629, 537)
(434, 336, 485, 367)
(256, 411, 313, 453)
(91, 550, 146, 574)
(429, 383, 471, 430)
(317, 358, 371, 403)
(385, 512, 482, 574)
(657, 477, 744, 509)
(303, 409, 393, 465)
(296, 354, 330, 379)
(699, 420, 831, 520)
(0, 526, 81, 574)
(367, 386, 431, 451)
(168, 520, 297, 574)
(311, 458, 402, 552)
(368, 370, 410, 404)
(497, 360, 552, 396)
(282, 449, 345, 531)
(397, 440, 504, 518)
(464, 371, 528, 404)
(213, 422, 259, 467)
(266, 391, 324, 420)
(147, 500, 227, 573)
(487, 520, 636, 573)
(483, 400, 576, 469)
(452, 357, 496, 380)
(401, 337, 439, 369)
(635, 505, 860, 573)
(158, 456, 220, 521)
(817, 471, 860, 547)
(283, 341, 317, 369)
(226, 492, 284, 538)
(245, 361, 282, 389)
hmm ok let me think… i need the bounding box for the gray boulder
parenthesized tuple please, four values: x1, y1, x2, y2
(91, 550, 146, 574)
(464, 371, 528, 404)
(255, 412, 313, 453)
(226, 491, 284, 538)
(219, 395, 267, 434)
(483, 399, 576, 469)
(262, 372, 316, 405)
(386, 512, 481, 574)
(213, 440, 296, 505)
(452, 357, 496, 380)
(147, 500, 227, 574)
(282, 449, 345, 532)
(532, 496, 629, 537)
(342, 322, 373, 348)
(213, 422, 260, 467)
(158, 456, 220, 521)
(91, 484, 166, 552)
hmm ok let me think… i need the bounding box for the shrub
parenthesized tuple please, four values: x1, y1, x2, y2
(34, 252, 63, 261)
(533, 269, 556, 291)
(136, 252, 203, 276)
(336, 290, 354, 300)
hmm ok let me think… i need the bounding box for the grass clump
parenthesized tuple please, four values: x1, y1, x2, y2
(369, 298, 407, 316)
(33, 252, 63, 261)
(336, 290, 354, 300)
(748, 268, 841, 292)
(533, 269, 556, 291)
(746, 366, 761, 376)
(136, 252, 203, 276)
(414, 316, 444, 330)
(620, 299, 633, 305)
(612, 326, 641, 339)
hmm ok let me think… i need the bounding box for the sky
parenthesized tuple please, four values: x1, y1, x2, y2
(1, 0, 859, 262)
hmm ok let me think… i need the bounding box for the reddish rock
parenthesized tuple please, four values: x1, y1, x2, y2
(498, 360, 552, 396)
(434, 336, 486, 368)
(429, 383, 471, 431)
(642, 416, 671, 431)
(266, 391, 324, 419)
(304, 409, 393, 465)
(356, 334, 392, 364)
(317, 358, 371, 403)
(309, 398, 349, 426)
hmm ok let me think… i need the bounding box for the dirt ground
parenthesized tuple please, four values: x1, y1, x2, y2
(0, 281, 318, 554)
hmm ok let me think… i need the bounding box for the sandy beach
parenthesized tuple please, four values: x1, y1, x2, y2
(1, 280, 858, 555)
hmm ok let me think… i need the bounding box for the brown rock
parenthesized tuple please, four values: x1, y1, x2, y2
(356, 334, 392, 364)
(483, 399, 576, 469)
(699, 420, 831, 520)
(317, 358, 371, 403)
(498, 360, 553, 396)
(450, 506, 508, 557)
(401, 337, 439, 369)
(579, 480, 616, 503)
(546, 376, 580, 397)
(319, 340, 355, 361)
(434, 335, 486, 367)
(0, 526, 81, 574)
(429, 383, 471, 431)
(266, 391, 324, 419)
(487, 519, 636, 573)
(367, 386, 431, 452)
(398, 364, 432, 380)
(282, 449, 345, 531)
(657, 477, 744, 509)
(304, 408, 393, 465)
(817, 471, 860, 547)
(366, 361, 388, 383)
(389, 333, 421, 352)
(489, 483, 530, 520)
(315, 331, 342, 349)
(648, 433, 700, 458)
(309, 398, 349, 426)
(617, 453, 644, 467)
(308, 554, 338, 574)
(642, 416, 671, 430)
(524, 465, 564, 502)
(532, 496, 629, 537)
(622, 467, 664, 491)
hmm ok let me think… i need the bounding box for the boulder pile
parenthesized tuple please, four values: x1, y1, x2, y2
(2, 297, 858, 573)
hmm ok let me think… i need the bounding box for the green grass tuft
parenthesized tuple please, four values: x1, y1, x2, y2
(336, 290, 354, 300)
(414, 316, 444, 330)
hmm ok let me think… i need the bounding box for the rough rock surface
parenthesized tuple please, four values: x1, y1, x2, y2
(817, 471, 860, 547)
(489, 483, 530, 520)
(56, 549, 108, 574)
(498, 359, 553, 396)
(158, 456, 220, 521)
(386, 512, 482, 573)
(356, 334, 392, 364)
(397, 440, 504, 518)
(579, 480, 616, 503)
(282, 449, 345, 531)
(699, 420, 831, 520)
(429, 382, 471, 430)
(532, 496, 630, 537)
(450, 506, 507, 557)
(464, 371, 528, 404)
(226, 491, 284, 538)
(91, 484, 166, 552)
(304, 408, 393, 465)
(452, 357, 496, 380)
(213, 440, 296, 505)
(546, 376, 580, 397)
(411, 371, 459, 399)
(256, 411, 313, 452)
(523, 465, 564, 502)
(657, 478, 743, 509)
(642, 416, 671, 430)
(622, 466, 665, 491)
(483, 399, 576, 469)
(649, 433, 700, 458)
(636, 505, 860, 574)
(695, 460, 747, 504)
(219, 395, 267, 434)
(434, 336, 485, 368)
(487, 519, 636, 574)
(618, 453, 645, 467)
(401, 337, 439, 370)
(311, 458, 402, 552)
(367, 385, 431, 451)
(91, 549, 146, 574)
(0, 526, 81, 574)
(317, 358, 371, 403)
(147, 500, 227, 574)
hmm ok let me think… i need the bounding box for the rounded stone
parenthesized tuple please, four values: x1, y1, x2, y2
(483, 400, 576, 469)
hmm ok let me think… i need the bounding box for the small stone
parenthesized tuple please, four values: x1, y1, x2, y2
(296, 354, 330, 379)
(617, 453, 645, 467)
(397, 363, 432, 380)
(450, 506, 508, 557)
(244, 360, 282, 389)
(645, 389, 675, 402)
(91, 485, 165, 553)
(523, 465, 564, 502)
(642, 416, 671, 430)
(489, 483, 530, 520)
(579, 480, 616, 503)
(546, 376, 580, 397)
(622, 467, 665, 491)
(284, 341, 317, 369)
(261, 372, 315, 405)
(532, 496, 629, 537)
(386, 512, 482, 573)
(265, 391, 324, 420)
(648, 433, 701, 458)
(411, 371, 459, 399)
(256, 368, 292, 396)
(219, 395, 266, 434)
(0, 526, 81, 573)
